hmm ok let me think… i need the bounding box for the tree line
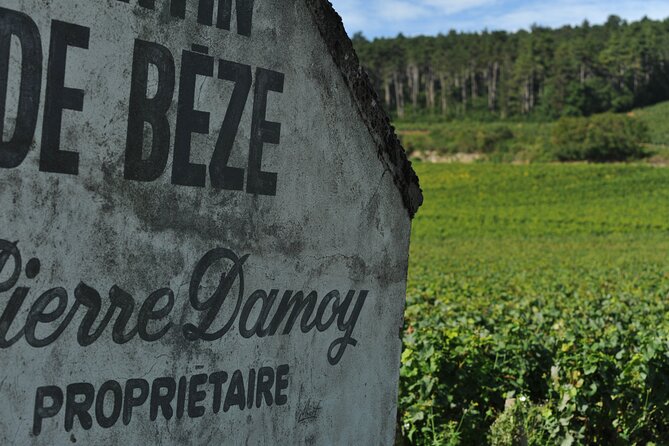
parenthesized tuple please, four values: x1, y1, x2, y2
(352, 16, 669, 120)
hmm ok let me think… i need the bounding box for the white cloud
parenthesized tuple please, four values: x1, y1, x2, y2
(421, 0, 498, 15)
(330, 0, 373, 34)
(378, 1, 431, 22)
(331, 0, 488, 36)
(485, 0, 669, 31)
(330, 0, 669, 37)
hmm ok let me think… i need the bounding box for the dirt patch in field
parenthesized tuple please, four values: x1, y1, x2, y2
(399, 130, 430, 136)
(410, 151, 485, 163)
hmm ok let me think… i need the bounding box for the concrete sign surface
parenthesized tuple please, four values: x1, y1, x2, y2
(0, 0, 422, 444)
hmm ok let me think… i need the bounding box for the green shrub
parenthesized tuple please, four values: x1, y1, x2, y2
(401, 132, 432, 154)
(488, 398, 548, 446)
(552, 114, 649, 162)
(398, 123, 517, 156)
(479, 126, 515, 154)
(397, 110, 651, 162)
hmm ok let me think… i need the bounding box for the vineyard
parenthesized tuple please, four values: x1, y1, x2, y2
(399, 163, 669, 445)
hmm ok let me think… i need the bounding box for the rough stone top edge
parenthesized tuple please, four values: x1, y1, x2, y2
(304, 0, 424, 219)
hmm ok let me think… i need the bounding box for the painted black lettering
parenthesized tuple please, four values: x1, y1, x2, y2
(25, 257, 40, 279)
(217, 0, 254, 37)
(239, 289, 277, 338)
(210, 59, 251, 190)
(170, 0, 186, 18)
(187, 373, 207, 418)
(124, 39, 175, 182)
(109, 286, 139, 344)
(0, 239, 20, 292)
(327, 290, 368, 366)
(65, 383, 94, 432)
(150, 377, 176, 421)
(74, 282, 114, 347)
(182, 248, 249, 341)
(198, 0, 215, 25)
(39, 20, 89, 175)
(0, 8, 42, 169)
(0, 242, 367, 367)
(255, 366, 273, 408)
(246, 368, 256, 409)
(0, 287, 28, 347)
(25, 288, 78, 348)
(116, 0, 154, 6)
(268, 291, 317, 335)
(316, 290, 339, 332)
(247, 68, 283, 196)
(33, 386, 63, 436)
(123, 379, 149, 425)
(176, 376, 187, 419)
(275, 364, 289, 406)
(0, 240, 25, 347)
(96, 380, 122, 428)
(209, 371, 228, 414)
(138, 288, 174, 342)
(172, 49, 213, 187)
(191, 44, 209, 54)
(74, 284, 138, 346)
(224, 370, 245, 412)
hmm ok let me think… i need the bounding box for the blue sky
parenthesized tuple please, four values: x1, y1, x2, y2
(330, 0, 669, 38)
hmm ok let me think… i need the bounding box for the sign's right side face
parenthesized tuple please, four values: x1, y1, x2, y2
(0, 0, 412, 444)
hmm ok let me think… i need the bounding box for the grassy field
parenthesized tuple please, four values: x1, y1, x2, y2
(400, 163, 669, 445)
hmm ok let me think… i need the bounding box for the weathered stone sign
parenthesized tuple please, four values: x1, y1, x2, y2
(0, 0, 422, 443)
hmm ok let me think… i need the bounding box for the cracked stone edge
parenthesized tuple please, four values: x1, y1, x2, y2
(304, 0, 424, 218)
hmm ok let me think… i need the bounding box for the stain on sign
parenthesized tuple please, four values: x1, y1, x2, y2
(0, 0, 421, 444)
